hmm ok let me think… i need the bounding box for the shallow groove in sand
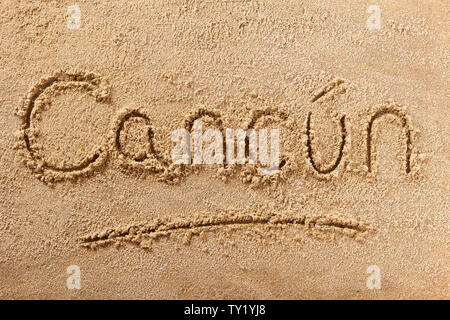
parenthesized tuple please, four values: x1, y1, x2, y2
(79, 212, 373, 249)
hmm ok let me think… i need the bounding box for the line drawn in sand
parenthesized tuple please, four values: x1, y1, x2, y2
(79, 210, 374, 250)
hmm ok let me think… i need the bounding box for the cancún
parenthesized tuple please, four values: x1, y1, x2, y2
(15, 71, 414, 185)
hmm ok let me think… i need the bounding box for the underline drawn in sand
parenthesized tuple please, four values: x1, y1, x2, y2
(16, 71, 418, 186)
(79, 210, 374, 250)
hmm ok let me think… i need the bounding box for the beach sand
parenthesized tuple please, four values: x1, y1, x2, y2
(0, 0, 448, 299)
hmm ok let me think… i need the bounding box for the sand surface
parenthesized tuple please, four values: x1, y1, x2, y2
(0, 0, 448, 299)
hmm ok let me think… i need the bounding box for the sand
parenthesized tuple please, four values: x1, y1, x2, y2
(0, 0, 448, 299)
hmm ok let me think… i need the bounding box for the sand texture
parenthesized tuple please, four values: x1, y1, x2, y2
(0, 0, 448, 299)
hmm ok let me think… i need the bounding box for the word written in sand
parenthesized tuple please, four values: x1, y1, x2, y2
(16, 71, 414, 185)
